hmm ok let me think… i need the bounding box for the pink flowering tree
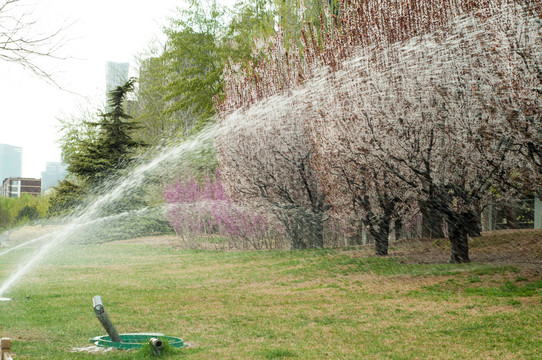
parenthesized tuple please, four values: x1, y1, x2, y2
(163, 171, 280, 249)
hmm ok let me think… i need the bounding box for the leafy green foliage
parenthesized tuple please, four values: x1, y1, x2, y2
(137, 0, 278, 137)
(0, 194, 49, 228)
(228, 0, 276, 60)
(57, 102, 102, 166)
(274, 0, 340, 49)
(14, 205, 41, 224)
(161, 0, 229, 125)
(68, 78, 144, 185)
(46, 180, 84, 218)
(132, 55, 183, 146)
(50, 79, 145, 216)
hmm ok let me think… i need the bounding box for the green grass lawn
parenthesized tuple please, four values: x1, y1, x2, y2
(0, 240, 541, 359)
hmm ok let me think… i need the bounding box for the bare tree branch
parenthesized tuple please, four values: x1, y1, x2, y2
(0, 0, 70, 86)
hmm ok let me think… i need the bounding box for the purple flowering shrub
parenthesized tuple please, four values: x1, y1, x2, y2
(164, 172, 284, 249)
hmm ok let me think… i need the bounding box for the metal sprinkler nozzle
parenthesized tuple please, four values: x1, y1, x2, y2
(150, 337, 164, 355)
(92, 295, 122, 343)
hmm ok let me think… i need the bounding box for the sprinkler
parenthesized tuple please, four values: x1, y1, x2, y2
(149, 337, 164, 355)
(93, 295, 121, 342)
(90, 295, 186, 350)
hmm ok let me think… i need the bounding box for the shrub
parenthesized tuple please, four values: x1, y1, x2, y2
(164, 172, 283, 249)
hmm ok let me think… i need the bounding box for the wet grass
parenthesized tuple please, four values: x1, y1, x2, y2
(0, 240, 541, 359)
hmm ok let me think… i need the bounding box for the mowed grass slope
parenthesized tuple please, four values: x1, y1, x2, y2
(0, 230, 541, 359)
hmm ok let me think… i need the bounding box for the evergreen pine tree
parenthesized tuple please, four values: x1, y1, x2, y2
(68, 78, 145, 186)
(49, 78, 145, 217)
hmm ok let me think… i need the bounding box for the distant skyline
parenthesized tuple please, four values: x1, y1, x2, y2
(0, 0, 209, 178)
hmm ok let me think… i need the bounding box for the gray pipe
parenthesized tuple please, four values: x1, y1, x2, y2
(92, 295, 122, 343)
(150, 337, 163, 348)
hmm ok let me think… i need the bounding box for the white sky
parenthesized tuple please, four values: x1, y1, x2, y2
(0, 0, 234, 178)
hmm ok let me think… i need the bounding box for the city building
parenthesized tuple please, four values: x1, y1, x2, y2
(1, 178, 41, 198)
(0, 144, 22, 183)
(41, 162, 67, 194)
(105, 61, 130, 96)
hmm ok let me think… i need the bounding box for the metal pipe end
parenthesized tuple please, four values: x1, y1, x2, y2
(149, 337, 163, 350)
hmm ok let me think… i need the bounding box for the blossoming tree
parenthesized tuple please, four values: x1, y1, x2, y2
(218, 0, 541, 261)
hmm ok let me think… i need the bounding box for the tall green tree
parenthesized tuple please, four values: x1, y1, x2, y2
(275, 0, 340, 49)
(228, 0, 276, 61)
(57, 101, 102, 166)
(132, 52, 185, 145)
(49, 79, 145, 216)
(161, 0, 230, 129)
(68, 78, 144, 185)
(152, 0, 276, 134)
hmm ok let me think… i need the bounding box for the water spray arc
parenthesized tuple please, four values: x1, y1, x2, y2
(0, 125, 217, 298)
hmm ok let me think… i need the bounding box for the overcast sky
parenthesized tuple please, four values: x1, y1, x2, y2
(0, 0, 233, 178)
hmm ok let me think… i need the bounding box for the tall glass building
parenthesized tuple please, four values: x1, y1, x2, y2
(41, 162, 68, 194)
(105, 61, 130, 96)
(0, 144, 22, 183)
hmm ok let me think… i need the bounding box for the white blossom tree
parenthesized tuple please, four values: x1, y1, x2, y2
(218, 0, 541, 262)
(217, 92, 330, 249)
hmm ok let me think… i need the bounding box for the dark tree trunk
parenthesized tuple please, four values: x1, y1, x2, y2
(447, 213, 470, 263)
(421, 200, 445, 238)
(369, 217, 391, 256)
(287, 218, 308, 250)
(394, 219, 403, 240)
(306, 212, 324, 249)
(465, 210, 481, 237)
(291, 236, 307, 250)
(374, 227, 389, 256)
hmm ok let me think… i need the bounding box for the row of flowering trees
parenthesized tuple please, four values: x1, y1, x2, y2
(211, 0, 541, 262)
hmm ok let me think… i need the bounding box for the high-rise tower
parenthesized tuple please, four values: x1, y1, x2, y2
(105, 61, 130, 97)
(41, 162, 67, 194)
(0, 144, 22, 183)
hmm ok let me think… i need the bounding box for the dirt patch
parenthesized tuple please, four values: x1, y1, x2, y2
(389, 229, 542, 272)
(111, 229, 542, 273)
(5, 225, 61, 244)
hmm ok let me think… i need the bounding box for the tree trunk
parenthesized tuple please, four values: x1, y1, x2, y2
(465, 210, 481, 237)
(374, 227, 389, 256)
(503, 204, 518, 229)
(394, 219, 403, 241)
(286, 217, 307, 250)
(370, 217, 391, 256)
(305, 210, 324, 249)
(349, 221, 364, 246)
(447, 213, 470, 263)
(291, 235, 307, 250)
(421, 201, 445, 238)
